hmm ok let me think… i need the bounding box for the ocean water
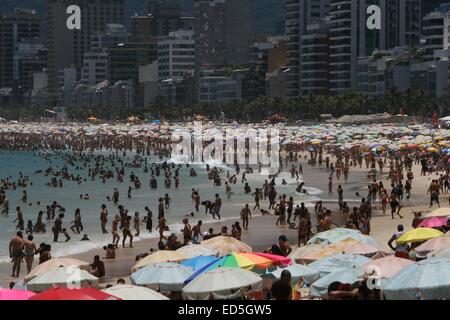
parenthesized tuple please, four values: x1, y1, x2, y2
(0, 151, 322, 263)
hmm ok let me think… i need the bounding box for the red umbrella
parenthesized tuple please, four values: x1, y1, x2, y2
(29, 287, 121, 300)
(250, 252, 292, 266)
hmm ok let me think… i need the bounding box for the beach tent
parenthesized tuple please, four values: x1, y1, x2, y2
(265, 263, 320, 285)
(102, 285, 169, 300)
(383, 258, 450, 300)
(176, 244, 218, 259)
(362, 255, 415, 279)
(310, 266, 365, 298)
(396, 228, 444, 244)
(29, 287, 120, 300)
(308, 253, 371, 277)
(131, 250, 188, 273)
(0, 289, 35, 300)
(130, 262, 193, 291)
(26, 266, 99, 292)
(182, 267, 262, 300)
(24, 257, 90, 283)
(201, 236, 252, 257)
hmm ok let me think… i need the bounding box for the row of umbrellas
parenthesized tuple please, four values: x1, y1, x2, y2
(2, 227, 450, 300)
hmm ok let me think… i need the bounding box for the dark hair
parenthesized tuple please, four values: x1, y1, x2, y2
(271, 280, 291, 300)
(279, 235, 287, 242)
(28, 235, 33, 241)
(327, 281, 342, 294)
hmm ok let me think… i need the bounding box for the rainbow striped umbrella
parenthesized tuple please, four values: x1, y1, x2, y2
(184, 252, 291, 285)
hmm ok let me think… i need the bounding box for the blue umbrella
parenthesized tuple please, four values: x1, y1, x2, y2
(181, 256, 219, 272)
(265, 263, 320, 285)
(308, 253, 371, 277)
(383, 257, 450, 300)
(310, 266, 365, 298)
(131, 262, 193, 292)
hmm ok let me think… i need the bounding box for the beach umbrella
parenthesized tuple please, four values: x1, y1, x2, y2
(383, 258, 450, 300)
(202, 236, 252, 257)
(308, 228, 381, 248)
(24, 257, 90, 283)
(362, 255, 415, 279)
(0, 289, 35, 300)
(427, 248, 450, 259)
(29, 287, 120, 300)
(425, 207, 450, 218)
(396, 228, 444, 244)
(181, 256, 219, 272)
(131, 250, 188, 273)
(176, 244, 218, 259)
(182, 267, 262, 300)
(308, 253, 371, 277)
(418, 217, 448, 228)
(183, 252, 290, 284)
(102, 285, 169, 300)
(299, 238, 388, 263)
(288, 244, 327, 263)
(266, 264, 320, 285)
(130, 262, 193, 291)
(310, 266, 365, 298)
(26, 266, 99, 292)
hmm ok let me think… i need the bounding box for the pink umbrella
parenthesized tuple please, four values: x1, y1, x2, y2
(362, 255, 415, 279)
(251, 252, 292, 266)
(0, 289, 36, 300)
(418, 217, 448, 228)
(415, 235, 450, 257)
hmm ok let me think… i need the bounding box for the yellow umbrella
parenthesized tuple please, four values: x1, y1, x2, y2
(427, 147, 438, 153)
(438, 141, 448, 146)
(396, 228, 444, 244)
(131, 250, 188, 273)
(202, 236, 252, 257)
(426, 207, 450, 218)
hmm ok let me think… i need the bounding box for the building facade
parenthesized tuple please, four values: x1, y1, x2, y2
(158, 30, 195, 80)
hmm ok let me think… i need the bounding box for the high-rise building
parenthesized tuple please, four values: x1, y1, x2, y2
(90, 24, 128, 53)
(421, 3, 450, 61)
(285, 0, 330, 97)
(131, 0, 193, 42)
(301, 22, 329, 96)
(0, 9, 40, 90)
(14, 41, 47, 97)
(194, 0, 252, 68)
(158, 30, 195, 80)
(46, 0, 124, 102)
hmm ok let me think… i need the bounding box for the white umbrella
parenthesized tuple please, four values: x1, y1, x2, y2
(25, 257, 90, 283)
(183, 267, 262, 300)
(130, 262, 193, 291)
(26, 266, 98, 292)
(176, 244, 218, 259)
(102, 285, 169, 300)
(265, 263, 320, 284)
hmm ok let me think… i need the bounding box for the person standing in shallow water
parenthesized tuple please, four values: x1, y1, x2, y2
(23, 235, 36, 274)
(9, 231, 24, 278)
(52, 214, 64, 242)
(100, 204, 108, 234)
(240, 204, 251, 230)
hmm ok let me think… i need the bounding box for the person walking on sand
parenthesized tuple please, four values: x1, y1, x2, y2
(240, 204, 251, 230)
(100, 204, 108, 234)
(9, 231, 24, 278)
(23, 235, 36, 274)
